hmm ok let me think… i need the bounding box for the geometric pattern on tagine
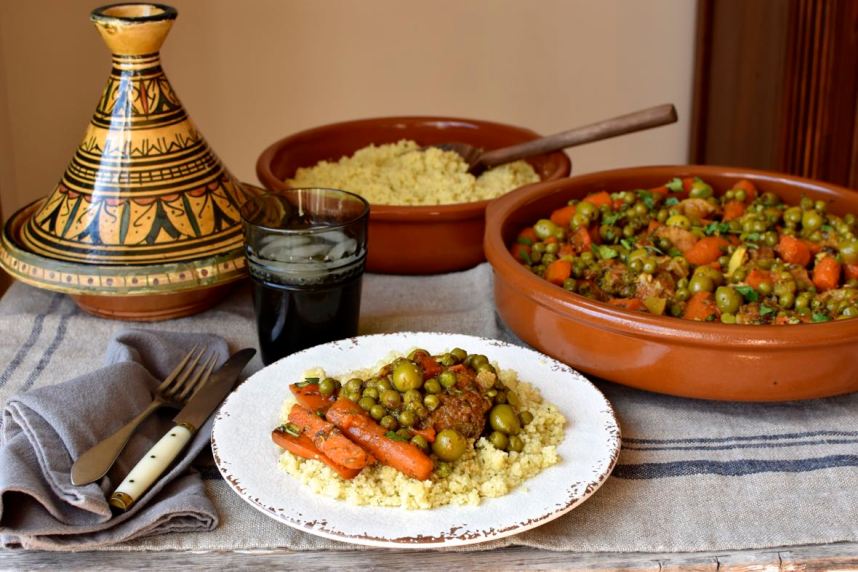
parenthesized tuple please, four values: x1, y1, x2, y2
(20, 50, 248, 266)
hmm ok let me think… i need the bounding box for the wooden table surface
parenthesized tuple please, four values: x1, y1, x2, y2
(3, 542, 858, 570)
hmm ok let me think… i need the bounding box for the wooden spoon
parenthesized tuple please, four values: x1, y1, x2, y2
(434, 103, 678, 174)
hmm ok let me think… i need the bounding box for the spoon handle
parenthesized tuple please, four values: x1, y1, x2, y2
(478, 103, 678, 169)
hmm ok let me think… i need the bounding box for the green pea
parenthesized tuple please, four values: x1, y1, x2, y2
(720, 312, 737, 324)
(439, 370, 457, 389)
(814, 200, 827, 212)
(784, 207, 802, 225)
(407, 348, 430, 361)
(424, 394, 440, 411)
(508, 435, 524, 453)
(488, 431, 509, 451)
(763, 231, 778, 247)
(450, 347, 468, 362)
(715, 286, 742, 314)
(690, 180, 713, 198)
(362, 387, 379, 400)
(370, 404, 386, 420)
(563, 278, 577, 291)
(802, 210, 823, 231)
(424, 378, 442, 394)
(403, 389, 422, 404)
(467, 354, 489, 368)
(642, 257, 658, 274)
(434, 462, 452, 478)
(629, 259, 643, 273)
(534, 219, 560, 239)
(545, 242, 559, 255)
(666, 214, 691, 230)
(345, 378, 363, 393)
(392, 359, 423, 392)
(432, 429, 468, 462)
(380, 389, 402, 409)
(757, 280, 773, 295)
(675, 288, 690, 302)
(519, 411, 535, 425)
(761, 191, 780, 206)
(476, 362, 496, 375)
(376, 378, 392, 392)
(577, 201, 596, 218)
(436, 353, 456, 367)
(842, 305, 858, 318)
(398, 410, 416, 427)
(319, 377, 338, 397)
(358, 396, 376, 411)
(411, 435, 429, 452)
(380, 415, 398, 430)
(840, 240, 858, 264)
(779, 292, 795, 309)
(735, 189, 747, 203)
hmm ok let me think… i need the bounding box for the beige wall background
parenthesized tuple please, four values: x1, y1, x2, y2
(0, 0, 696, 217)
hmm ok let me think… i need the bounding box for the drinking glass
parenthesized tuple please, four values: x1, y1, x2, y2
(240, 188, 369, 365)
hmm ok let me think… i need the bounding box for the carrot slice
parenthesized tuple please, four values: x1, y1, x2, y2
(746, 268, 773, 290)
(570, 226, 592, 252)
(845, 264, 858, 281)
(650, 185, 669, 197)
(517, 227, 538, 245)
(722, 201, 746, 221)
(777, 235, 811, 267)
(583, 191, 612, 207)
(684, 236, 729, 266)
(289, 404, 371, 469)
(413, 352, 443, 380)
(733, 179, 758, 202)
(812, 256, 841, 291)
(326, 398, 434, 481)
(289, 383, 335, 413)
(608, 298, 643, 311)
(272, 428, 361, 480)
(411, 427, 436, 443)
(550, 205, 576, 228)
(545, 259, 572, 285)
(683, 291, 718, 321)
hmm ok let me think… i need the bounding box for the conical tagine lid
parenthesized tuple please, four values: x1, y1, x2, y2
(18, 3, 247, 267)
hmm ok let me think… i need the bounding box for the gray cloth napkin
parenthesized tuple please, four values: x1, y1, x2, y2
(0, 329, 229, 550)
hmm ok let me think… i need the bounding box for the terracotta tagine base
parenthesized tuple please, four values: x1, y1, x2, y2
(72, 282, 236, 321)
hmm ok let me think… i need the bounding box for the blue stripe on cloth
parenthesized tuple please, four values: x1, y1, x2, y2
(623, 438, 858, 452)
(0, 294, 63, 390)
(623, 430, 858, 445)
(613, 455, 858, 479)
(20, 299, 78, 392)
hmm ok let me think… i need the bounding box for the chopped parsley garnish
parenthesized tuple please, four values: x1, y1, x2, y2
(638, 190, 655, 209)
(385, 431, 410, 442)
(812, 312, 831, 323)
(620, 238, 634, 251)
(760, 304, 776, 317)
(593, 245, 619, 260)
(602, 211, 623, 226)
(735, 285, 759, 302)
(704, 222, 731, 236)
(664, 197, 680, 206)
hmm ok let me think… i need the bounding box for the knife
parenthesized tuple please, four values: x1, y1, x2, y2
(109, 348, 255, 511)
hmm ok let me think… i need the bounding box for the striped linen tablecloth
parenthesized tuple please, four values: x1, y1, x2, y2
(0, 264, 856, 552)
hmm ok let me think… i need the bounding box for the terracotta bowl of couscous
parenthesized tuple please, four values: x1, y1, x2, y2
(256, 116, 571, 274)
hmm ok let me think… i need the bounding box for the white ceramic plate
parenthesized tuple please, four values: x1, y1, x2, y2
(211, 332, 621, 548)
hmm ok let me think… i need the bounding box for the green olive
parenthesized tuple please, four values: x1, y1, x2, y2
(489, 404, 521, 435)
(432, 429, 468, 462)
(488, 431, 509, 451)
(392, 359, 423, 392)
(411, 434, 429, 452)
(439, 370, 457, 389)
(689, 275, 715, 294)
(840, 240, 858, 264)
(370, 404, 386, 420)
(319, 377, 338, 397)
(534, 219, 560, 239)
(715, 286, 742, 314)
(508, 435, 524, 453)
(380, 389, 402, 409)
(519, 410, 535, 425)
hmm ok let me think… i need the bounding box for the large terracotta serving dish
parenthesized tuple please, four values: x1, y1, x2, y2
(256, 116, 571, 274)
(485, 165, 858, 401)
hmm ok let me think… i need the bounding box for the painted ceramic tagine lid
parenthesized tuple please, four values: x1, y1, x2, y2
(0, 3, 252, 318)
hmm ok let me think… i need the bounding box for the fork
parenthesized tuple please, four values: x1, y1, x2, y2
(70, 347, 217, 486)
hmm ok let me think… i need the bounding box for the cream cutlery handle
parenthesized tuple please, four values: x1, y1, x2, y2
(109, 424, 193, 511)
(71, 400, 164, 486)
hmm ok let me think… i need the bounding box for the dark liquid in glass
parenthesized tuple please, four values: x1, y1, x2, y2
(252, 274, 363, 365)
